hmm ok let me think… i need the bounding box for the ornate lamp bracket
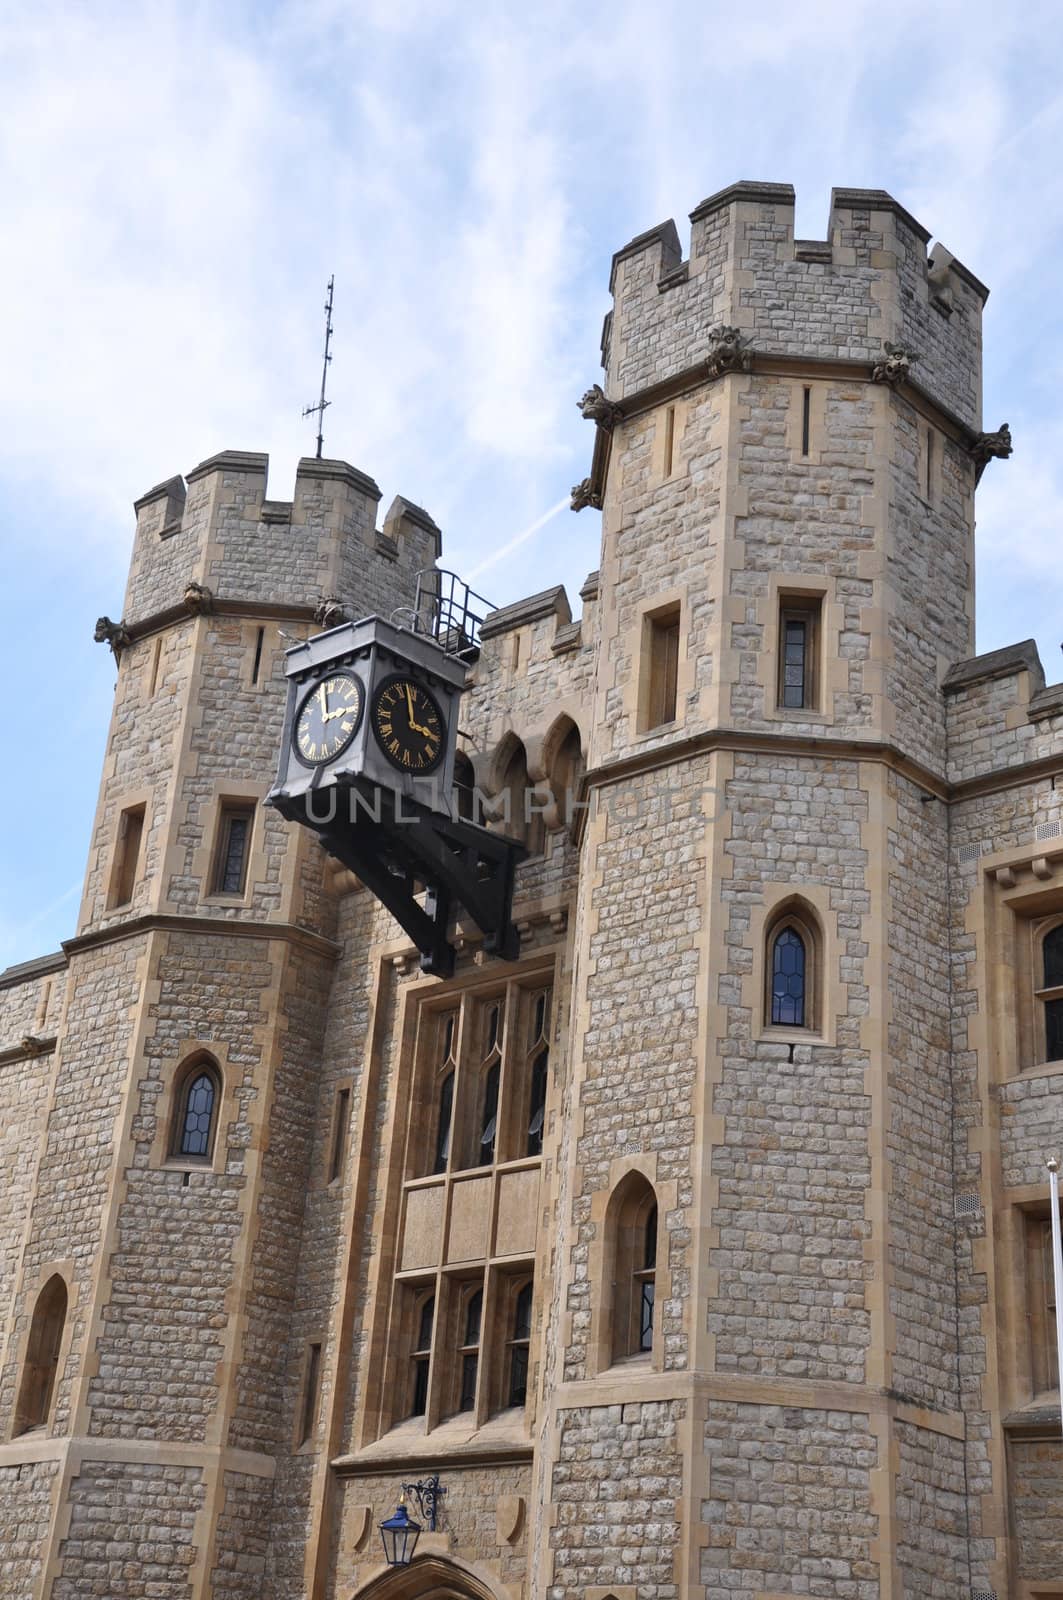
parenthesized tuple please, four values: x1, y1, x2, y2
(402, 1474, 445, 1532)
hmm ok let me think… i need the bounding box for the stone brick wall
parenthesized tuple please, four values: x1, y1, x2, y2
(211, 1471, 275, 1598)
(0, 1457, 59, 1600)
(894, 1420, 968, 1598)
(1009, 1437, 1063, 1582)
(886, 774, 958, 1412)
(550, 1401, 683, 1599)
(0, 937, 146, 1436)
(714, 752, 872, 1382)
(564, 763, 704, 1382)
(52, 1459, 205, 1598)
(701, 1402, 878, 1598)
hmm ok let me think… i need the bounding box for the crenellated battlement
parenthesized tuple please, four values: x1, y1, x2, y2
(603, 180, 988, 429)
(122, 449, 440, 629)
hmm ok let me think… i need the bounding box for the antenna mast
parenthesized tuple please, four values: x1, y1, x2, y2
(303, 275, 335, 460)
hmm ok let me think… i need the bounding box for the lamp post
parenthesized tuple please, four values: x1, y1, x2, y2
(379, 1475, 445, 1568)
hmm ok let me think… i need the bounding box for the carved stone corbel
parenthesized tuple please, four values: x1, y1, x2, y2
(570, 479, 602, 513)
(871, 341, 920, 387)
(182, 581, 213, 616)
(577, 383, 623, 431)
(314, 595, 351, 630)
(705, 325, 752, 380)
(21, 1035, 46, 1058)
(93, 616, 131, 661)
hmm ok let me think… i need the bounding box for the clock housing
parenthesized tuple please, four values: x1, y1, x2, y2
(269, 615, 466, 815)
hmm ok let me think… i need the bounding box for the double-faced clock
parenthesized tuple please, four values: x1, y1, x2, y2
(371, 674, 446, 773)
(267, 611, 525, 977)
(293, 671, 364, 765)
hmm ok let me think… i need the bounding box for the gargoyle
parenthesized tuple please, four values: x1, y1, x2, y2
(705, 325, 752, 380)
(570, 479, 602, 513)
(577, 384, 623, 431)
(871, 341, 920, 387)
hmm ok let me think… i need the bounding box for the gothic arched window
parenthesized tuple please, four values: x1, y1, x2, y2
(606, 1172, 659, 1365)
(14, 1274, 67, 1434)
(765, 903, 820, 1032)
(171, 1057, 221, 1161)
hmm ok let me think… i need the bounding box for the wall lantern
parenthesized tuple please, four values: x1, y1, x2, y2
(379, 1476, 444, 1568)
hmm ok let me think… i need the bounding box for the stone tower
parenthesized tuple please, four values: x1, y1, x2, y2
(2, 183, 1056, 1600)
(545, 182, 993, 1598)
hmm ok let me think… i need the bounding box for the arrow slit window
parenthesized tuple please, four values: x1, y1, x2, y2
(387, 971, 552, 1438)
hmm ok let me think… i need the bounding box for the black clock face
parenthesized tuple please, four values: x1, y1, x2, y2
(293, 672, 364, 765)
(372, 675, 446, 773)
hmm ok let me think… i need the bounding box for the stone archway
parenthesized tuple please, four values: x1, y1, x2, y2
(352, 1553, 507, 1600)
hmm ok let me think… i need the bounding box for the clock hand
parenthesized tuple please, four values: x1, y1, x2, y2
(316, 684, 328, 717)
(404, 684, 416, 723)
(323, 704, 354, 721)
(408, 719, 438, 739)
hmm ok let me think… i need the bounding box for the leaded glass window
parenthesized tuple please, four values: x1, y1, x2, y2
(175, 1068, 218, 1159)
(770, 926, 806, 1027)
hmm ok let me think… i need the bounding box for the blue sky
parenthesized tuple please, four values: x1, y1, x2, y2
(3, 0, 1063, 965)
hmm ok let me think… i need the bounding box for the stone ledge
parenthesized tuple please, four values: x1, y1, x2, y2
(830, 186, 932, 244)
(133, 474, 186, 515)
(295, 455, 382, 499)
(185, 449, 269, 485)
(943, 639, 1044, 695)
(480, 586, 572, 641)
(608, 218, 681, 293)
(63, 912, 340, 962)
(689, 180, 795, 222)
(1029, 682, 1063, 721)
(0, 948, 67, 990)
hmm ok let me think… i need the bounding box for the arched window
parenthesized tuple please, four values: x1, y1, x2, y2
(544, 717, 585, 832)
(764, 903, 820, 1032)
(507, 1281, 533, 1407)
(606, 1173, 659, 1364)
(171, 1057, 221, 1161)
(496, 738, 545, 856)
(410, 1295, 434, 1417)
(459, 1289, 482, 1412)
(14, 1275, 67, 1434)
(1042, 925, 1063, 1062)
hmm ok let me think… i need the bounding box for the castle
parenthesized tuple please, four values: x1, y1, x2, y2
(0, 180, 1058, 1599)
